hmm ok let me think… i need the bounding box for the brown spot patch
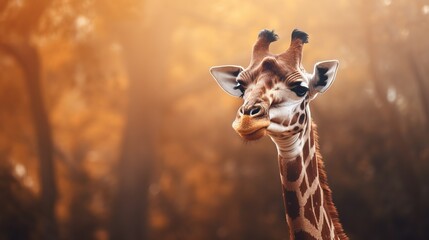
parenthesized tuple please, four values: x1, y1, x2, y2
(287, 156, 302, 182)
(310, 128, 315, 147)
(314, 187, 322, 221)
(321, 220, 332, 240)
(299, 176, 308, 195)
(304, 196, 318, 227)
(300, 101, 305, 110)
(290, 112, 299, 125)
(264, 79, 274, 89)
(303, 140, 309, 160)
(284, 190, 299, 219)
(307, 155, 317, 186)
(294, 231, 317, 240)
(298, 114, 306, 124)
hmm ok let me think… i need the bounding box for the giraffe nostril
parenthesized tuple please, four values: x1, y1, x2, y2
(239, 105, 264, 116)
(250, 106, 261, 116)
(239, 106, 245, 115)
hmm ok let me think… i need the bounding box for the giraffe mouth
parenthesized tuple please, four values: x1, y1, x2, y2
(232, 116, 270, 141)
(237, 127, 267, 141)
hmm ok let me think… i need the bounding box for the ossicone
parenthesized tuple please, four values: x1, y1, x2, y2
(251, 29, 278, 65)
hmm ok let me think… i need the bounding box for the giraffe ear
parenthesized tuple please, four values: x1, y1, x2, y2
(309, 60, 339, 97)
(210, 65, 244, 97)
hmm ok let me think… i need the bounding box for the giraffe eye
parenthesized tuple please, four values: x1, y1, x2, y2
(233, 80, 246, 97)
(291, 85, 308, 97)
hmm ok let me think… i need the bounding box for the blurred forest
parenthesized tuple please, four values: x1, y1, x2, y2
(1, 0, 429, 239)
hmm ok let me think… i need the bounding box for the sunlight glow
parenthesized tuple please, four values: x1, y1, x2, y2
(75, 15, 89, 29)
(14, 0, 24, 7)
(387, 87, 397, 103)
(75, 15, 93, 40)
(423, 5, 429, 15)
(383, 0, 392, 6)
(14, 163, 26, 178)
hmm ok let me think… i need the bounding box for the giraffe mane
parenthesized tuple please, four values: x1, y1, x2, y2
(312, 122, 348, 240)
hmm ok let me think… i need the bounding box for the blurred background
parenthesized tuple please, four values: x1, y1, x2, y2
(1, 0, 429, 239)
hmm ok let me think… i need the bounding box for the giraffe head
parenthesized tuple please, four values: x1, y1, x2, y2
(210, 29, 339, 141)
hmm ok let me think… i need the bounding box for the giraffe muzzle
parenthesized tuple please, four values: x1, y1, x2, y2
(232, 111, 270, 141)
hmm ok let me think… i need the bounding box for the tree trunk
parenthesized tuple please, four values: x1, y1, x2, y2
(110, 19, 167, 240)
(0, 41, 59, 240)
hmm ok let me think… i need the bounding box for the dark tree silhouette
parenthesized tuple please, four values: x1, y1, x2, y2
(107, 5, 169, 239)
(0, 1, 58, 238)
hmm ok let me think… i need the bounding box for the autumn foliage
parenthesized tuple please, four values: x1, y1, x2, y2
(1, 0, 429, 239)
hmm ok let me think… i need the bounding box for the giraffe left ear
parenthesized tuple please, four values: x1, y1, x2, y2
(309, 60, 339, 97)
(210, 65, 244, 97)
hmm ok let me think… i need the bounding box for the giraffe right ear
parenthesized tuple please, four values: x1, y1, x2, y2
(210, 65, 244, 97)
(308, 60, 339, 99)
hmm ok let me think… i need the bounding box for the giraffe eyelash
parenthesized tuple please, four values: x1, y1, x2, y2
(233, 80, 246, 97)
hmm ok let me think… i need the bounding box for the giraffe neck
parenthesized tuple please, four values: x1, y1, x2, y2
(270, 118, 347, 240)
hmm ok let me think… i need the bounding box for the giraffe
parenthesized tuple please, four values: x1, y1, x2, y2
(209, 29, 348, 240)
